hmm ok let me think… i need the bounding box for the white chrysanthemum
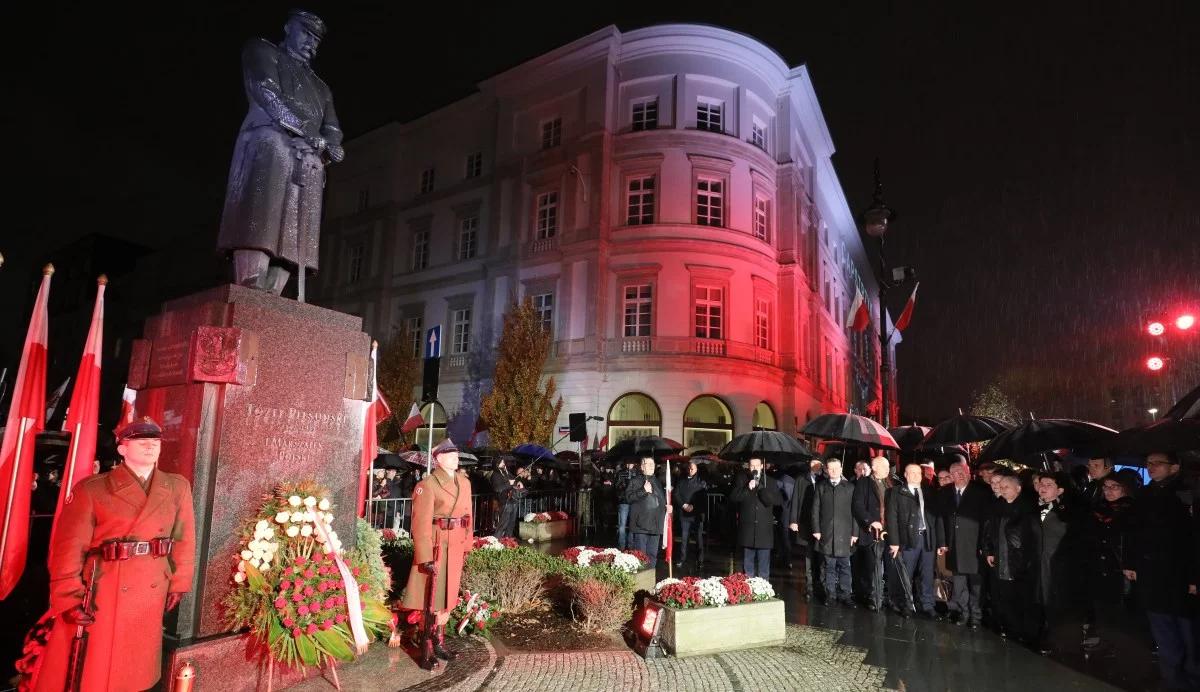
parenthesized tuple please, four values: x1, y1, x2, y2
(304, 496, 317, 507)
(524, 513, 537, 522)
(300, 525, 313, 537)
(289, 511, 304, 523)
(255, 518, 270, 531)
(249, 557, 261, 569)
(323, 543, 334, 554)
(612, 552, 642, 573)
(275, 511, 290, 524)
(653, 578, 682, 594)
(240, 549, 253, 560)
(288, 495, 302, 507)
(397, 528, 411, 539)
(577, 549, 597, 567)
(233, 572, 245, 583)
(747, 577, 775, 600)
(602, 548, 621, 555)
(696, 577, 729, 607)
(314, 532, 326, 544)
(318, 498, 331, 511)
(286, 525, 300, 538)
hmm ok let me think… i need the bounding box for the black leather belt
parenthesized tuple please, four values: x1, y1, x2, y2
(100, 538, 174, 561)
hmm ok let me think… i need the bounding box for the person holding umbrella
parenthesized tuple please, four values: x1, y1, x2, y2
(852, 456, 895, 611)
(811, 459, 859, 605)
(490, 456, 525, 539)
(886, 460, 943, 618)
(730, 457, 783, 579)
(623, 457, 668, 566)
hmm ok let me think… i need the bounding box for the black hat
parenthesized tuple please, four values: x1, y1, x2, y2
(431, 438, 459, 457)
(287, 9, 327, 39)
(116, 416, 162, 442)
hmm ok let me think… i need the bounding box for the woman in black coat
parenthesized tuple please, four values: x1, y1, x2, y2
(1080, 474, 1137, 646)
(730, 459, 783, 579)
(982, 475, 1036, 642)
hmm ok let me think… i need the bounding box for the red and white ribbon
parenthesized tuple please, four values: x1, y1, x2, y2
(312, 519, 370, 654)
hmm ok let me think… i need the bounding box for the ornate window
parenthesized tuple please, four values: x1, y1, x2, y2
(623, 284, 652, 337)
(752, 402, 777, 431)
(347, 243, 364, 284)
(536, 192, 558, 239)
(632, 99, 658, 131)
(541, 117, 562, 149)
(755, 297, 771, 350)
(626, 176, 655, 225)
(697, 99, 723, 132)
(696, 178, 724, 227)
(683, 396, 734, 451)
(458, 215, 478, 260)
(411, 229, 429, 271)
(533, 293, 554, 334)
(465, 152, 483, 178)
(694, 286, 723, 339)
(452, 308, 471, 354)
(419, 167, 435, 194)
(607, 393, 662, 445)
(753, 195, 771, 242)
(405, 316, 423, 358)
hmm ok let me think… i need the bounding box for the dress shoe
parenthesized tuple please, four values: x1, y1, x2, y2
(839, 599, 857, 609)
(866, 603, 879, 612)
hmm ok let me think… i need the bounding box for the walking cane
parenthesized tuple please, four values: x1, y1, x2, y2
(66, 551, 102, 692)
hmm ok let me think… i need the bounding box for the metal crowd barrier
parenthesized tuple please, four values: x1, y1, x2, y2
(365, 490, 585, 535)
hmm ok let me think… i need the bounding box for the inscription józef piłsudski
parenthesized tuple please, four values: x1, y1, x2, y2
(244, 404, 349, 464)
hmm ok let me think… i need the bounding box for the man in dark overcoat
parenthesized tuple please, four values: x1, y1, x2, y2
(886, 461, 943, 618)
(811, 459, 859, 605)
(730, 458, 783, 579)
(937, 459, 990, 628)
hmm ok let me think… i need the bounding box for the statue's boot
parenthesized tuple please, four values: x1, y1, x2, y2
(434, 625, 457, 661)
(233, 250, 269, 289)
(264, 266, 291, 296)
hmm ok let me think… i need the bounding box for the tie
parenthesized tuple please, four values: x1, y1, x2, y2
(956, 488, 962, 508)
(915, 487, 926, 530)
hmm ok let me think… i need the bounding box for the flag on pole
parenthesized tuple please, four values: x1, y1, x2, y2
(591, 433, 600, 451)
(894, 282, 920, 332)
(467, 417, 487, 448)
(44, 377, 71, 423)
(598, 435, 608, 452)
(117, 385, 137, 430)
(401, 402, 425, 434)
(662, 462, 673, 575)
(847, 287, 870, 332)
(0, 265, 53, 599)
(358, 342, 383, 518)
(51, 277, 106, 556)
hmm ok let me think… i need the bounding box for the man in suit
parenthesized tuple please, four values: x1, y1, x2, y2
(1080, 457, 1115, 508)
(887, 460, 943, 618)
(673, 460, 708, 568)
(811, 459, 859, 606)
(731, 458, 783, 578)
(771, 465, 797, 569)
(490, 456, 524, 539)
(853, 456, 895, 611)
(937, 459, 990, 628)
(35, 418, 195, 692)
(789, 459, 825, 600)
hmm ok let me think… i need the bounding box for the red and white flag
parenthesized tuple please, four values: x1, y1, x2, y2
(847, 287, 870, 332)
(359, 343, 387, 518)
(0, 266, 52, 599)
(117, 385, 137, 430)
(467, 417, 487, 447)
(51, 277, 106, 555)
(400, 402, 425, 434)
(662, 466, 673, 569)
(895, 282, 920, 332)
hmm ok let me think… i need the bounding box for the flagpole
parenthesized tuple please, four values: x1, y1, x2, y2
(0, 417, 31, 584)
(426, 405, 435, 474)
(665, 460, 672, 579)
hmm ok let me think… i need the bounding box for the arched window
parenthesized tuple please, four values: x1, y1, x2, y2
(607, 393, 662, 445)
(683, 395, 734, 450)
(415, 402, 448, 449)
(752, 402, 777, 431)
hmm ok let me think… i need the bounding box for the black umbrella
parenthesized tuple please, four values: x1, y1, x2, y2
(977, 418, 1118, 464)
(920, 411, 1010, 448)
(602, 436, 683, 464)
(1097, 418, 1200, 456)
(801, 413, 900, 450)
(718, 430, 816, 464)
(888, 425, 931, 452)
(376, 452, 419, 471)
(1165, 384, 1200, 421)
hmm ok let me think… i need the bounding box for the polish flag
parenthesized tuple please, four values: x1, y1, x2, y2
(51, 277, 106, 555)
(0, 266, 52, 599)
(467, 417, 487, 447)
(847, 288, 870, 332)
(359, 344, 388, 518)
(117, 386, 137, 430)
(401, 402, 425, 434)
(895, 282, 920, 332)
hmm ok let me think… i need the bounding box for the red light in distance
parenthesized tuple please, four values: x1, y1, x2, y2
(1147, 321, 1166, 336)
(1176, 314, 1195, 330)
(1146, 356, 1165, 371)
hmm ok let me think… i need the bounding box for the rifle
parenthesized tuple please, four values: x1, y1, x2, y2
(419, 538, 442, 669)
(66, 550, 101, 692)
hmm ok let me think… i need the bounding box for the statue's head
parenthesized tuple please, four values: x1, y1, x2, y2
(283, 9, 326, 63)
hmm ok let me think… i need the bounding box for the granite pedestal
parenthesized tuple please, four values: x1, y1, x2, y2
(126, 285, 371, 689)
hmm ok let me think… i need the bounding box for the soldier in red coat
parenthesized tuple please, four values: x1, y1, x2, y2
(402, 439, 473, 669)
(34, 418, 196, 692)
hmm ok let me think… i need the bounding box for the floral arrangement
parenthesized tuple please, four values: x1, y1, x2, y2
(522, 510, 570, 523)
(380, 527, 413, 551)
(224, 481, 391, 667)
(472, 536, 519, 551)
(561, 546, 648, 574)
(651, 573, 775, 609)
(450, 590, 501, 637)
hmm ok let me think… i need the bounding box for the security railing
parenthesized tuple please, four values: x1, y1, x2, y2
(364, 489, 585, 535)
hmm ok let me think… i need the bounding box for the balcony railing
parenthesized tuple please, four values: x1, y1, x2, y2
(528, 235, 558, 254)
(446, 353, 468, 368)
(602, 336, 778, 367)
(693, 338, 725, 356)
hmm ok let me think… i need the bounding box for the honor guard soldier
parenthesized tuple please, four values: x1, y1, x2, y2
(35, 417, 196, 692)
(402, 439, 473, 670)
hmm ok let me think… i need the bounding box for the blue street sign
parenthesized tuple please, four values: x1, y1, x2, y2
(425, 325, 442, 360)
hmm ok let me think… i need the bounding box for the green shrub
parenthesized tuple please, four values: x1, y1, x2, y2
(564, 564, 635, 631)
(463, 547, 568, 612)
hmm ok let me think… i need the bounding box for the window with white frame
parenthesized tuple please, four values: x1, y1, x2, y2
(694, 286, 723, 339)
(755, 298, 771, 350)
(751, 120, 767, 150)
(411, 229, 430, 271)
(623, 284, 652, 337)
(458, 215, 478, 260)
(696, 100, 723, 132)
(533, 293, 554, 333)
(753, 195, 771, 241)
(451, 308, 471, 354)
(405, 316, 422, 358)
(347, 243, 364, 284)
(419, 167, 435, 194)
(626, 176, 655, 225)
(465, 152, 482, 178)
(541, 117, 562, 149)
(696, 178, 724, 226)
(535, 191, 558, 239)
(632, 99, 658, 131)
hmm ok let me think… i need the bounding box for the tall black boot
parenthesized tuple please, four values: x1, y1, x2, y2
(418, 614, 441, 671)
(434, 624, 457, 661)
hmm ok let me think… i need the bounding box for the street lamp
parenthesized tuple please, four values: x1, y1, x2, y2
(1176, 314, 1195, 331)
(1148, 407, 1159, 421)
(858, 159, 910, 428)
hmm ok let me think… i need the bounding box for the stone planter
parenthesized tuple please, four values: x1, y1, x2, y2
(654, 598, 785, 657)
(633, 567, 657, 594)
(518, 518, 573, 543)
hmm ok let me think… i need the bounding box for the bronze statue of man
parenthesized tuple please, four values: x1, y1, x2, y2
(218, 9, 344, 297)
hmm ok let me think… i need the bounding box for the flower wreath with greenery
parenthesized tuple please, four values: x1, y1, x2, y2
(224, 481, 392, 667)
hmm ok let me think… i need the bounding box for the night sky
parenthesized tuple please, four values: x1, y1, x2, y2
(4, 1, 1197, 424)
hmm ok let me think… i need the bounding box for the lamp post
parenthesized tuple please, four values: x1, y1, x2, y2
(858, 159, 910, 428)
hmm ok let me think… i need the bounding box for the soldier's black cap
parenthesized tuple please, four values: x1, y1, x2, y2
(287, 9, 327, 39)
(116, 416, 162, 442)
